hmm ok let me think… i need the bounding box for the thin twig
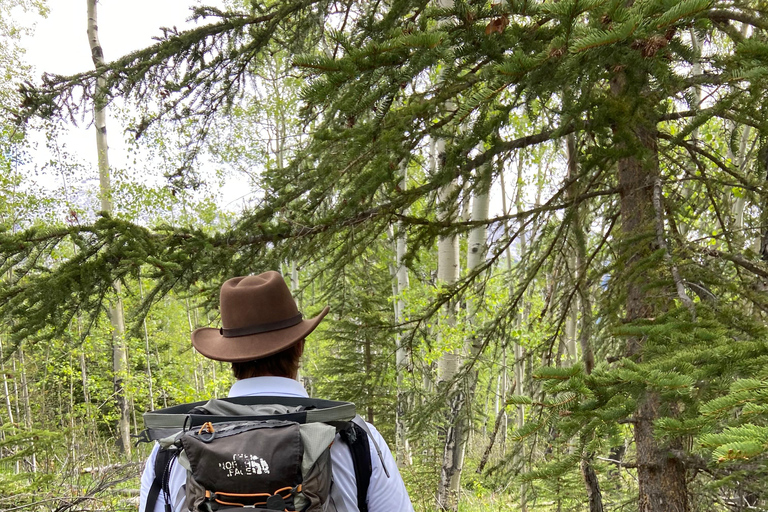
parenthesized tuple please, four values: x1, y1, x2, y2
(653, 178, 696, 321)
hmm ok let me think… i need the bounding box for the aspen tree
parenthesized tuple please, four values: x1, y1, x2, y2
(86, 0, 131, 456)
(435, 135, 462, 510)
(392, 159, 412, 467)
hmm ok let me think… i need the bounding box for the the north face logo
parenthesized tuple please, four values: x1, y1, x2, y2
(219, 453, 270, 477)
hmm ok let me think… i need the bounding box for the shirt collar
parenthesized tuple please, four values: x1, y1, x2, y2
(228, 376, 309, 398)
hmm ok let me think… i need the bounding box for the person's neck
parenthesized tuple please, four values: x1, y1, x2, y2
(238, 374, 296, 381)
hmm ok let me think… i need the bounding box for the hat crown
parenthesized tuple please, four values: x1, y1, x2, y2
(192, 271, 328, 362)
(220, 271, 299, 330)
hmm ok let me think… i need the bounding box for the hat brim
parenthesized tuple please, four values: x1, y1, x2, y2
(191, 306, 330, 363)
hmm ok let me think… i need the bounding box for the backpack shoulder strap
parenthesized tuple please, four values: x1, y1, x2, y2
(351, 416, 390, 478)
(143, 447, 176, 512)
(339, 418, 372, 512)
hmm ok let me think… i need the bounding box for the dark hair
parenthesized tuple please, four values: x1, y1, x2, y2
(231, 340, 304, 380)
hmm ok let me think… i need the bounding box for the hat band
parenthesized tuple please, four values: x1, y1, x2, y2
(220, 313, 304, 338)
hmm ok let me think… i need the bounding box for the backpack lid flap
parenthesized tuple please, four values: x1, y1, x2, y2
(200, 400, 302, 417)
(141, 396, 356, 442)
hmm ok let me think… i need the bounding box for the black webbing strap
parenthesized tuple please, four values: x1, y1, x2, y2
(339, 422, 372, 512)
(144, 448, 175, 512)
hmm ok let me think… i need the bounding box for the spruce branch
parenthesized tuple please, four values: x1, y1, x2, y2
(660, 133, 764, 193)
(706, 9, 768, 31)
(465, 124, 577, 172)
(16, 0, 323, 131)
(660, 108, 764, 130)
(697, 248, 768, 280)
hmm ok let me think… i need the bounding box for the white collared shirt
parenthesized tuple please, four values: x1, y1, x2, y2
(139, 377, 414, 512)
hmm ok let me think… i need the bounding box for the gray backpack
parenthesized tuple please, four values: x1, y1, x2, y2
(139, 396, 386, 512)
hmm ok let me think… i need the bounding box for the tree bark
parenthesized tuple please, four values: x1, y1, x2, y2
(0, 335, 15, 450)
(612, 68, 688, 511)
(363, 333, 374, 423)
(138, 276, 154, 411)
(445, 151, 491, 505)
(392, 159, 412, 467)
(18, 348, 36, 472)
(87, 0, 131, 456)
(435, 135, 462, 511)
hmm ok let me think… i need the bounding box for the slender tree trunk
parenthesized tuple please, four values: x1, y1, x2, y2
(500, 347, 508, 455)
(440, 151, 491, 508)
(287, 262, 304, 384)
(186, 297, 204, 393)
(563, 136, 580, 366)
(392, 159, 413, 467)
(0, 335, 15, 448)
(87, 0, 131, 456)
(477, 377, 514, 474)
(500, 158, 528, 510)
(138, 276, 154, 411)
(435, 134, 462, 511)
(566, 133, 603, 511)
(110, 289, 131, 455)
(69, 351, 76, 458)
(363, 335, 374, 423)
(18, 349, 37, 472)
(12, 353, 21, 472)
(77, 314, 97, 441)
(728, 125, 752, 238)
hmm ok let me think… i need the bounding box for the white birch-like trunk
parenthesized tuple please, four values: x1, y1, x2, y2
(726, 25, 753, 248)
(677, 29, 704, 239)
(508, 157, 526, 430)
(435, 138, 461, 381)
(500, 347, 508, 453)
(11, 355, 20, 473)
(0, 335, 15, 449)
(87, 0, 131, 456)
(138, 276, 154, 411)
(393, 160, 412, 467)
(564, 305, 578, 365)
(289, 262, 304, 384)
(435, 135, 462, 510)
(728, 126, 752, 234)
(437, 142, 491, 510)
(186, 297, 204, 393)
(18, 349, 37, 472)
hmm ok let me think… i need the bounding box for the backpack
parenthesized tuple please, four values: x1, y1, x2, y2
(139, 396, 384, 512)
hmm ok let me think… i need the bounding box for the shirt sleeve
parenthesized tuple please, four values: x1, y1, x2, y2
(139, 444, 160, 512)
(364, 423, 415, 512)
(139, 443, 187, 512)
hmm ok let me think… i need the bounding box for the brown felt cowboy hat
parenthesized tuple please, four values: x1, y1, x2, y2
(191, 271, 330, 362)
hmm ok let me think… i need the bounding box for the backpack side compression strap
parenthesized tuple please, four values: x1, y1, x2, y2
(339, 421, 372, 512)
(143, 448, 174, 512)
